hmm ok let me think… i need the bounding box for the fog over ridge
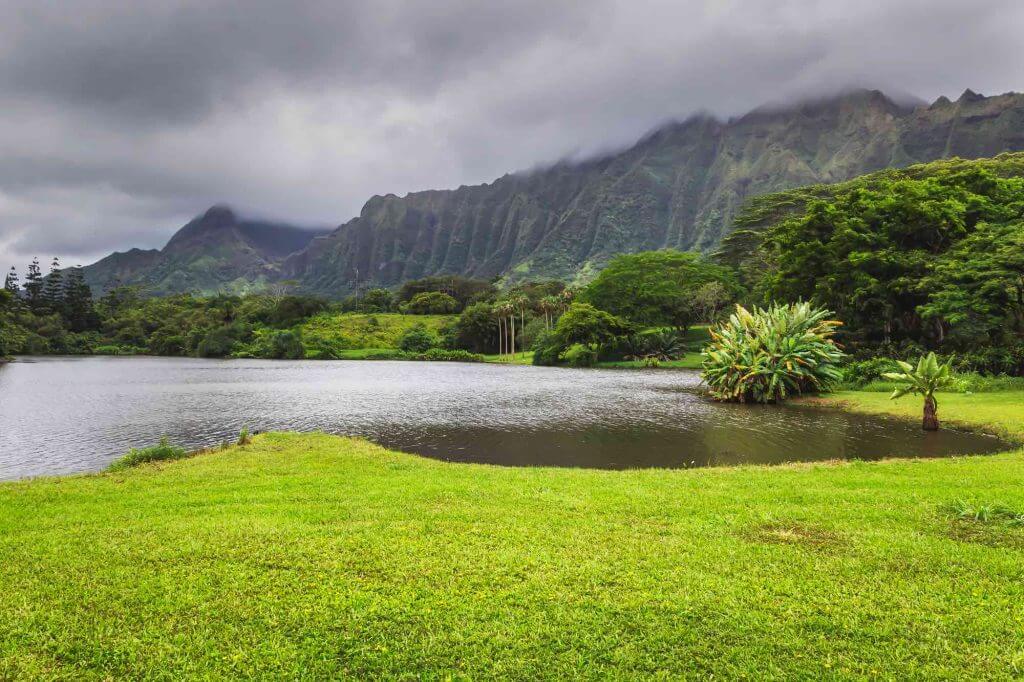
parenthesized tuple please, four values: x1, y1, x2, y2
(1, 0, 1022, 268)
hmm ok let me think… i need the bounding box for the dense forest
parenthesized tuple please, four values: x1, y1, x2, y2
(3, 153, 1023, 376)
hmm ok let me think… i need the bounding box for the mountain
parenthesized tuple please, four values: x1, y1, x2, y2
(83, 206, 330, 295)
(283, 88, 1024, 294)
(86, 88, 1024, 296)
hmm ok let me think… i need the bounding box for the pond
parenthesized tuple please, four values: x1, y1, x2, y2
(0, 356, 1011, 480)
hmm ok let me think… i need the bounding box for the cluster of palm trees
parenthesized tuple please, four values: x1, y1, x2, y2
(492, 287, 575, 357)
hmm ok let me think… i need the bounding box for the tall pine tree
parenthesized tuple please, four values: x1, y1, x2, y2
(62, 265, 98, 331)
(23, 258, 44, 312)
(43, 256, 64, 315)
(3, 266, 18, 294)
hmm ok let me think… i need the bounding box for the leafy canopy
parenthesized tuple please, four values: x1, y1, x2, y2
(583, 250, 737, 329)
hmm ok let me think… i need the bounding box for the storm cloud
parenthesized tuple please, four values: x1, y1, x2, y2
(1, 0, 1022, 268)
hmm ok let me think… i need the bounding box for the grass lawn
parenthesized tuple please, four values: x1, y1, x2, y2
(802, 390, 1024, 442)
(2, 397, 1024, 677)
(482, 351, 534, 365)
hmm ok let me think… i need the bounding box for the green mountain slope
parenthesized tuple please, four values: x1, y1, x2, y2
(83, 89, 1024, 297)
(284, 89, 1024, 295)
(83, 206, 330, 295)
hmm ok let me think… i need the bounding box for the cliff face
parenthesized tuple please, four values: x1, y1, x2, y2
(83, 89, 1024, 297)
(83, 206, 330, 295)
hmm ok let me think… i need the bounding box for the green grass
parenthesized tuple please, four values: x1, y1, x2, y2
(596, 352, 704, 370)
(803, 390, 1024, 442)
(483, 351, 534, 365)
(2, 395, 1024, 678)
(300, 312, 455, 352)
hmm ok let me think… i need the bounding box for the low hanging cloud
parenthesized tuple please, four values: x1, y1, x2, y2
(1, 0, 1022, 269)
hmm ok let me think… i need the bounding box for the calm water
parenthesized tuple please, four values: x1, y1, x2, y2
(0, 356, 1011, 480)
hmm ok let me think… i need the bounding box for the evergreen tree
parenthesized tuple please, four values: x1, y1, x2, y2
(23, 258, 44, 311)
(43, 256, 64, 314)
(62, 265, 99, 331)
(3, 266, 18, 294)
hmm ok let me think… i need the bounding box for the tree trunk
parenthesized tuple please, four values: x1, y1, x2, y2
(922, 396, 939, 431)
(510, 315, 516, 356)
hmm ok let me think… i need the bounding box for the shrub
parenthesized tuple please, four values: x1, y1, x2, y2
(531, 330, 562, 366)
(237, 428, 252, 445)
(702, 302, 845, 403)
(397, 324, 438, 353)
(196, 326, 238, 358)
(266, 330, 306, 359)
(108, 436, 188, 470)
(413, 348, 484, 362)
(841, 357, 900, 387)
(563, 343, 598, 367)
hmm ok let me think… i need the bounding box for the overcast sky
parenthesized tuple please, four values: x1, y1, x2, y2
(1, 0, 1022, 270)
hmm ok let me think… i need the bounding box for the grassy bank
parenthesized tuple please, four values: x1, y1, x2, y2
(2, 398, 1024, 678)
(802, 390, 1024, 442)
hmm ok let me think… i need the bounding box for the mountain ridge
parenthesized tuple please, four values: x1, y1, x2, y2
(85, 88, 1024, 296)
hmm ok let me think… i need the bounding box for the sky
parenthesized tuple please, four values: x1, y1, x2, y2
(1, 0, 1023, 271)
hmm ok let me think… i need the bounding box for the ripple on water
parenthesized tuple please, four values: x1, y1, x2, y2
(0, 356, 1011, 479)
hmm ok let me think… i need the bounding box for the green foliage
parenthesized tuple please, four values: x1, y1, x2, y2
(196, 326, 241, 358)
(108, 436, 188, 470)
(883, 353, 956, 401)
(562, 343, 598, 367)
(943, 500, 1024, 527)
(400, 291, 460, 315)
(341, 288, 394, 313)
(883, 353, 956, 430)
(397, 324, 438, 353)
(443, 302, 499, 354)
(397, 275, 495, 309)
(266, 330, 306, 359)
(724, 155, 1024, 359)
(582, 250, 738, 329)
(702, 302, 845, 403)
(531, 330, 562, 366)
(553, 303, 631, 349)
(841, 358, 901, 387)
(237, 428, 252, 446)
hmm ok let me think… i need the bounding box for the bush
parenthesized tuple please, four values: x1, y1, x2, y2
(266, 330, 306, 359)
(531, 330, 562, 366)
(397, 324, 438, 353)
(412, 348, 485, 362)
(702, 302, 845, 403)
(841, 357, 900, 387)
(108, 436, 188, 470)
(563, 343, 598, 367)
(196, 326, 238, 358)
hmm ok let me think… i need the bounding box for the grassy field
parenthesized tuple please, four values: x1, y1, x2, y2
(300, 312, 455, 352)
(595, 352, 703, 369)
(2, 395, 1024, 677)
(482, 351, 535, 365)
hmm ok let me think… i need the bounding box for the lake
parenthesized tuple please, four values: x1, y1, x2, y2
(0, 356, 1011, 480)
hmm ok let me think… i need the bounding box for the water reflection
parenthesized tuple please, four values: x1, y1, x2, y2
(0, 356, 1011, 479)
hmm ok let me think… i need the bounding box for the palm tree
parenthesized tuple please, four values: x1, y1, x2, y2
(883, 353, 956, 431)
(494, 301, 514, 356)
(538, 295, 559, 330)
(492, 303, 506, 355)
(511, 294, 529, 355)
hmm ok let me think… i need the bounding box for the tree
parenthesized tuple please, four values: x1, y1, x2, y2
(43, 257, 64, 314)
(692, 281, 732, 323)
(400, 291, 459, 315)
(62, 266, 99, 332)
(444, 302, 500, 354)
(883, 353, 956, 431)
(582, 250, 737, 330)
(537, 295, 560, 330)
(23, 258, 44, 311)
(553, 303, 631, 349)
(4, 267, 18, 295)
